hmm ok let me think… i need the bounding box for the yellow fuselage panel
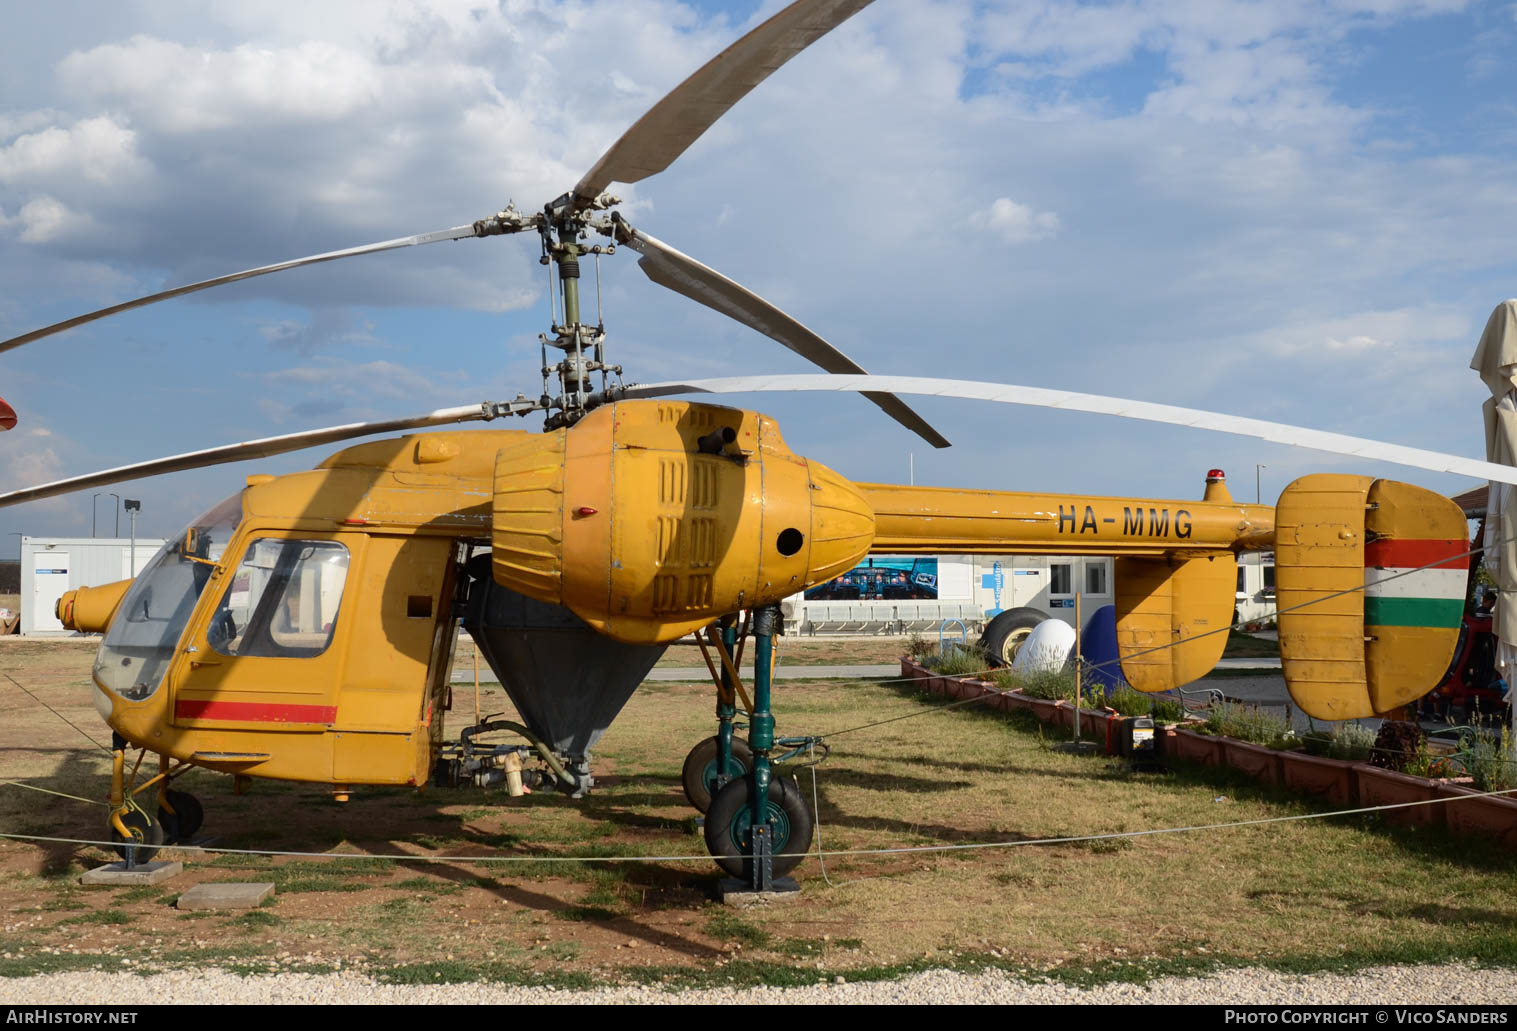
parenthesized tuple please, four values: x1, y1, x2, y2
(490, 401, 875, 644)
(860, 484, 1273, 556)
(102, 520, 457, 786)
(244, 429, 531, 534)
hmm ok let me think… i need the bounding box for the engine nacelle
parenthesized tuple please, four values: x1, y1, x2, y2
(490, 400, 876, 643)
(57, 579, 133, 634)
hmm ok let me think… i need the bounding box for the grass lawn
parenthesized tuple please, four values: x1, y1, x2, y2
(0, 637, 1511, 988)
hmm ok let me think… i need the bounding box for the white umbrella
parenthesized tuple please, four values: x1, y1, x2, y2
(1469, 300, 1517, 679)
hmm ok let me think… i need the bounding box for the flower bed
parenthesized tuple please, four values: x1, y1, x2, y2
(1168, 727, 1224, 767)
(1220, 739, 1284, 787)
(1353, 766, 1445, 830)
(1278, 751, 1358, 807)
(904, 661, 1517, 850)
(1438, 783, 1517, 847)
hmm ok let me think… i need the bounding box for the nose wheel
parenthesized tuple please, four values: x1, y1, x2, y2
(108, 806, 164, 866)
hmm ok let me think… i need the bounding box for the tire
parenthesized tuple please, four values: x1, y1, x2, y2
(681, 735, 754, 813)
(704, 773, 814, 879)
(110, 808, 164, 864)
(980, 607, 1050, 667)
(158, 790, 203, 843)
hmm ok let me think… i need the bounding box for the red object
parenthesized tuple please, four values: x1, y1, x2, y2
(1424, 607, 1505, 717)
(339, 518, 369, 526)
(1364, 537, 1468, 570)
(575, 506, 598, 517)
(0, 397, 15, 431)
(1207, 468, 1226, 480)
(175, 700, 337, 724)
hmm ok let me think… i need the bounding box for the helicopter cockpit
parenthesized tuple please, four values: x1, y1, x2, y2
(93, 492, 242, 704)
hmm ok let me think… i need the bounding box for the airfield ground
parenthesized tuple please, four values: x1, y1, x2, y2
(1, 636, 1515, 992)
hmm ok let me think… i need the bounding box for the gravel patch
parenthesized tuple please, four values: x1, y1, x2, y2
(3, 964, 1515, 1005)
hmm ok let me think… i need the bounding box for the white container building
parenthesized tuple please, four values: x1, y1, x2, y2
(19, 536, 168, 636)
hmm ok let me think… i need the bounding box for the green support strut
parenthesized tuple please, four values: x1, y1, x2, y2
(747, 606, 779, 879)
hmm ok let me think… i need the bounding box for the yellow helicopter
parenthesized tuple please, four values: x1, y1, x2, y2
(0, 0, 1484, 887)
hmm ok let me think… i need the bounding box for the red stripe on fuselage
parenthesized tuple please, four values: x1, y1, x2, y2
(175, 700, 337, 724)
(1363, 538, 1468, 570)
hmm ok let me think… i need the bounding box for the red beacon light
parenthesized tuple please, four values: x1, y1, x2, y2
(0, 397, 15, 431)
(1206, 468, 1226, 482)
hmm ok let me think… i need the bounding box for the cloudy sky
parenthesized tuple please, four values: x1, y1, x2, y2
(1, 0, 1514, 547)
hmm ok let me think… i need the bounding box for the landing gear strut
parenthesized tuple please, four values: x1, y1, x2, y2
(107, 734, 202, 867)
(696, 605, 815, 889)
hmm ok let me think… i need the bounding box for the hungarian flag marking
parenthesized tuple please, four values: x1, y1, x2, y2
(1363, 538, 1467, 629)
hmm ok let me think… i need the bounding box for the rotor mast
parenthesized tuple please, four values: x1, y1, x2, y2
(540, 194, 621, 430)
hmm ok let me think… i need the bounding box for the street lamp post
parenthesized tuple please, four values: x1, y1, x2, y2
(88, 493, 122, 537)
(123, 500, 141, 577)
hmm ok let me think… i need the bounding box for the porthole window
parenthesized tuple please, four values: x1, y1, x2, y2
(776, 528, 804, 557)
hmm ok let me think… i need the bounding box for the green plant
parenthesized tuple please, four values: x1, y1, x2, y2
(905, 635, 935, 660)
(931, 644, 990, 677)
(1148, 697, 1184, 723)
(1105, 685, 1157, 717)
(1460, 725, 1517, 793)
(1202, 702, 1293, 748)
(1326, 723, 1376, 761)
(1076, 681, 1105, 710)
(1000, 667, 1077, 700)
(1404, 741, 1457, 779)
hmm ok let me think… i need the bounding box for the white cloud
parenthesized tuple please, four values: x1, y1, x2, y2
(12, 196, 95, 244)
(0, 116, 146, 185)
(969, 197, 1061, 245)
(1255, 306, 1472, 358)
(58, 38, 386, 133)
(262, 357, 470, 406)
(0, 426, 68, 513)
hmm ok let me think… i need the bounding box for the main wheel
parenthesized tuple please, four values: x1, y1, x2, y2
(703, 773, 813, 878)
(980, 607, 1050, 667)
(109, 808, 164, 864)
(681, 735, 754, 813)
(158, 790, 203, 843)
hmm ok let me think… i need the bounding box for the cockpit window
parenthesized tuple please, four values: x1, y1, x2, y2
(207, 539, 349, 658)
(95, 492, 242, 701)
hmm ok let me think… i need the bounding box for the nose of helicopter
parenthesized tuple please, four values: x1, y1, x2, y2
(489, 400, 875, 643)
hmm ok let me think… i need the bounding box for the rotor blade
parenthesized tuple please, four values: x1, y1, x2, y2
(618, 224, 950, 449)
(0, 224, 481, 355)
(573, 0, 875, 204)
(624, 374, 1517, 486)
(0, 402, 525, 509)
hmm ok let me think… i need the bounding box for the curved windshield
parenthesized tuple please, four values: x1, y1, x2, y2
(95, 492, 242, 701)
